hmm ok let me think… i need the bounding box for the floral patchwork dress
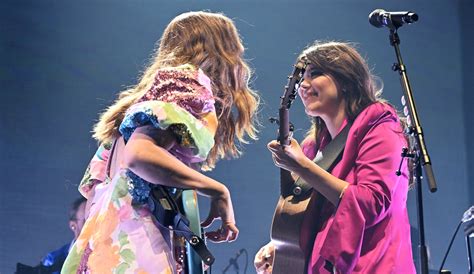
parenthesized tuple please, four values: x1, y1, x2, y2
(61, 65, 216, 274)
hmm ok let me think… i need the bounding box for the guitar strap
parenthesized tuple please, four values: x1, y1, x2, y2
(292, 123, 351, 273)
(149, 186, 215, 266)
(292, 123, 351, 197)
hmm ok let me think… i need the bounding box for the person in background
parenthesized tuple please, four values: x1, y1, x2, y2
(41, 197, 86, 272)
(15, 197, 86, 274)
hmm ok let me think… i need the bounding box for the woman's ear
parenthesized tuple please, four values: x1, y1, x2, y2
(69, 220, 77, 233)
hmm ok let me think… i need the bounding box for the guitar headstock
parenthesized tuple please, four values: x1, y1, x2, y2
(280, 57, 308, 110)
(277, 58, 308, 146)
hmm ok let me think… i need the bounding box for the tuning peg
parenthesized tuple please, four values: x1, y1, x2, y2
(289, 122, 294, 132)
(269, 117, 280, 125)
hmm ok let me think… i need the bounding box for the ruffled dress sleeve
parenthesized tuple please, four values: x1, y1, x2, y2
(119, 64, 216, 163)
(78, 142, 112, 199)
(117, 65, 216, 204)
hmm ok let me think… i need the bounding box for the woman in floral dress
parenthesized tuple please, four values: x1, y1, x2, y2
(62, 11, 259, 274)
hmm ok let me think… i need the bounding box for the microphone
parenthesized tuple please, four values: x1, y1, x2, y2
(369, 9, 418, 29)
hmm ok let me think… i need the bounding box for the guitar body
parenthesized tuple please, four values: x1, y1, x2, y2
(270, 170, 319, 274)
(271, 198, 312, 273)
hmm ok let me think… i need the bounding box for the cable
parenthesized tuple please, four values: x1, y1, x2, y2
(439, 221, 463, 272)
(241, 248, 248, 274)
(222, 248, 248, 273)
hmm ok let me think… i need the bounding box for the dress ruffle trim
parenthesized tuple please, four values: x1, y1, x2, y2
(119, 100, 214, 161)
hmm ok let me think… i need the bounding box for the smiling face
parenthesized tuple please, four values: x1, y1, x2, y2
(298, 65, 346, 120)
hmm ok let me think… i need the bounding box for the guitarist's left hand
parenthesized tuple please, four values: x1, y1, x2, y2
(268, 138, 309, 174)
(201, 188, 239, 243)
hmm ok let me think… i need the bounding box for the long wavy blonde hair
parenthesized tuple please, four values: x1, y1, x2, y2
(93, 11, 259, 169)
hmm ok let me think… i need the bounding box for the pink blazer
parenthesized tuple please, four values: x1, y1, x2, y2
(302, 103, 416, 273)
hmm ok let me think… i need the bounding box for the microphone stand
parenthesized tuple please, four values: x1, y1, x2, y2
(465, 235, 472, 273)
(388, 28, 437, 274)
(222, 249, 248, 274)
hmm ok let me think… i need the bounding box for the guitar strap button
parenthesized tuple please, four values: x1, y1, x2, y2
(190, 236, 200, 245)
(293, 186, 302, 195)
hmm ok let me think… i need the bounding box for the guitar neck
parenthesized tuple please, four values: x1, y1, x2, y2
(181, 190, 206, 274)
(278, 108, 290, 146)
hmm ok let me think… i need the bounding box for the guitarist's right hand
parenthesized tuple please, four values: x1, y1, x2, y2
(254, 242, 275, 273)
(201, 187, 239, 243)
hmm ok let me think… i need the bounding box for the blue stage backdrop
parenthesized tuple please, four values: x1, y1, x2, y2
(1, 0, 473, 273)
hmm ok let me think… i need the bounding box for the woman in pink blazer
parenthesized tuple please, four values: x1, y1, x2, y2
(256, 41, 416, 273)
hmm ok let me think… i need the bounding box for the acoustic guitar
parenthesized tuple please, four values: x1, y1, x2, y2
(269, 59, 349, 274)
(270, 58, 314, 274)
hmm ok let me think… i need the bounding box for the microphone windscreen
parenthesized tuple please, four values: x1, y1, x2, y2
(368, 9, 385, 28)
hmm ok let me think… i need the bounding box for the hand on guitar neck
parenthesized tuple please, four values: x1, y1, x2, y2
(268, 139, 308, 174)
(201, 189, 239, 243)
(254, 242, 275, 274)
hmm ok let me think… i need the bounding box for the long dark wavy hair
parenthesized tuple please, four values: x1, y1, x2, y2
(300, 41, 413, 184)
(299, 41, 385, 144)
